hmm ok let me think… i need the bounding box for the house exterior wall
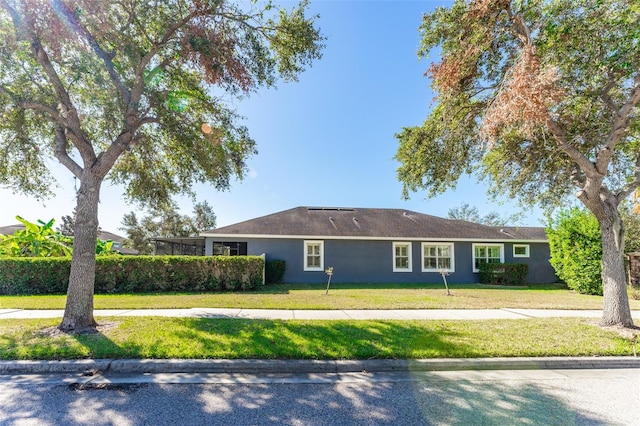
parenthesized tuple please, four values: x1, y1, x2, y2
(205, 237, 557, 284)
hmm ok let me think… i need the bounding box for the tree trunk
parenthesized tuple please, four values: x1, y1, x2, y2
(59, 173, 101, 331)
(596, 206, 634, 328)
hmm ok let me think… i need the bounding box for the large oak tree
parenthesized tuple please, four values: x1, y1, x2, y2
(0, 0, 322, 331)
(396, 0, 639, 327)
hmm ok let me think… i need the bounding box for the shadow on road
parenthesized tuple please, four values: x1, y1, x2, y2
(0, 372, 614, 425)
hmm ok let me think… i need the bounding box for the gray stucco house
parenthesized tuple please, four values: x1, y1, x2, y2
(200, 206, 557, 284)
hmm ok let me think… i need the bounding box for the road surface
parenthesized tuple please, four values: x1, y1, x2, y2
(1, 368, 638, 425)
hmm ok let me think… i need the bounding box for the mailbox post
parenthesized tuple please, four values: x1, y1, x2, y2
(325, 266, 334, 295)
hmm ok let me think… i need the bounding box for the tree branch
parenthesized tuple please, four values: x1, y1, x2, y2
(595, 71, 640, 175)
(54, 125, 83, 178)
(0, 85, 62, 121)
(546, 118, 600, 178)
(51, 0, 131, 105)
(2, 1, 97, 166)
(505, 4, 531, 45)
(600, 74, 620, 113)
(94, 116, 158, 179)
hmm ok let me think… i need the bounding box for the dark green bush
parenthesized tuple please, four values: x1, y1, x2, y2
(0, 256, 264, 295)
(546, 208, 602, 295)
(265, 260, 286, 284)
(479, 263, 528, 286)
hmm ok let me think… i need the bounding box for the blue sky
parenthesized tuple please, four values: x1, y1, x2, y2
(0, 0, 546, 233)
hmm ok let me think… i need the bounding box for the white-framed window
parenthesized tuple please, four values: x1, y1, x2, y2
(393, 242, 412, 272)
(422, 242, 455, 272)
(472, 243, 504, 272)
(304, 240, 324, 271)
(513, 244, 530, 258)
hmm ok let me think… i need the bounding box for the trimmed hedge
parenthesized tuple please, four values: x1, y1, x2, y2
(479, 263, 528, 286)
(265, 260, 286, 284)
(0, 256, 265, 295)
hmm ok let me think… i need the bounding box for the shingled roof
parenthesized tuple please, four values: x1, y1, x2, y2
(201, 207, 547, 241)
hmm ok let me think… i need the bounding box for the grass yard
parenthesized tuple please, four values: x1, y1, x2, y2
(0, 317, 634, 360)
(2, 283, 637, 310)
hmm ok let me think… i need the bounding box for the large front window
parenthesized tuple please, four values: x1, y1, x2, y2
(473, 244, 504, 272)
(393, 242, 412, 272)
(304, 240, 324, 271)
(422, 243, 454, 272)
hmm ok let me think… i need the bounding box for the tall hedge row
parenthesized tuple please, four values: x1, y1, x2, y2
(0, 256, 265, 295)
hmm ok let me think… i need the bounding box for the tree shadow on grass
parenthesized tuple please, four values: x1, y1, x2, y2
(21, 318, 477, 360)
(114, 318, 477, 360)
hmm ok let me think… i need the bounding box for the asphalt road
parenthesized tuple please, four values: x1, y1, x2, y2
(1, 369, 639, 425)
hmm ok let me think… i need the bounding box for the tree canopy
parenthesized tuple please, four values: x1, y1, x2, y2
(447, 203, 521, 226)
(120, 201, 216, 254)
(0, 0, 323, 331)
(0, 0, 323, 206)
(396, 0, 639, 327)
(397, 0, 639, 208)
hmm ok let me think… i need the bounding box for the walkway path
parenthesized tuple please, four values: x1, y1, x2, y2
(2, 307, 639, 320)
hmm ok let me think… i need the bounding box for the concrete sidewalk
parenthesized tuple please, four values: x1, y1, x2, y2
(1, 307, 639, 320)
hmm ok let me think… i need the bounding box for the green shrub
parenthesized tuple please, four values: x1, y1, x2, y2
(0, 258, 70, 294)
(479, 263, 528, 286)
(265, 260, 286, 284)
(0, 256, 264, 295)
(547, 208, 602, 295)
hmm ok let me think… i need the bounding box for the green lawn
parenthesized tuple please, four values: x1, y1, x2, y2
(2, 283, 636, 310)
(0, 317, 634, 360)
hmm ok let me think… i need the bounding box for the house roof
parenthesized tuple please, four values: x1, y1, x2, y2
(201, 207, 548, 242)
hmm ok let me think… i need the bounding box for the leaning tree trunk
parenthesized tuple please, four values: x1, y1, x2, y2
(59, 173, 102, 331)
(597, 206, 634, 328)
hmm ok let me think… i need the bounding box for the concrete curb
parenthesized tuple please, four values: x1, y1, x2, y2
(1, 357, 639, 375)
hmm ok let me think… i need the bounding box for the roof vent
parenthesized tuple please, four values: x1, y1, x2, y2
(403, 211, 418, 223)
(329, 216, 337, 229)
(500, 228, 515, 237)
(352, 217, 361, 229)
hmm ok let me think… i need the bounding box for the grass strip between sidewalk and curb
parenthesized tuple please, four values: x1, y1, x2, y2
(0, 317, 635, 361)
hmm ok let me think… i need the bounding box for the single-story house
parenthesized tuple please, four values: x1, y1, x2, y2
(200, 206, 557, 284)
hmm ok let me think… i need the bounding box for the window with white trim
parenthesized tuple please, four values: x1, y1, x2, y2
(393, 242, 412, 272)
(304, 240, 324, 271)
(513, 244, 530, 258)
(472, 243, 504, 272)
(422, 242, 455, 272)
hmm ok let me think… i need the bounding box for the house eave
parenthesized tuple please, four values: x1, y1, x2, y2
(200, 233, 547, 243)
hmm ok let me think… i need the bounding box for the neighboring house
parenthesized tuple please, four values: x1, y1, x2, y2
(0, 225, 138, 255)
(200, 206, 557, 284)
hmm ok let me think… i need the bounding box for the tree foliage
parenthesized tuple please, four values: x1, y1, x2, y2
(547, 209, 602, 295)
(120, 201, 216, 254)
(0, 0, 323, 331)
(396, 0, 639, 327)
(397, 0, 639, 207)
(0, 0, 323, 205)
(447, 203, 521, 226)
